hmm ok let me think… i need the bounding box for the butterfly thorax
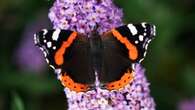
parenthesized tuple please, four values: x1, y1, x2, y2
(89, 32, 103, 83)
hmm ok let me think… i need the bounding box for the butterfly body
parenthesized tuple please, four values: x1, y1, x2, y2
(34, 23, 156, 92)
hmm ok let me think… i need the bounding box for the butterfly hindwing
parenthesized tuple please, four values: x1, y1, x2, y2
(100, 32, 132, 84)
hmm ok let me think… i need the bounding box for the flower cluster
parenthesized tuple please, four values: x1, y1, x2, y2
(49, 0, 155, 109)
(49, 0, 123, 34)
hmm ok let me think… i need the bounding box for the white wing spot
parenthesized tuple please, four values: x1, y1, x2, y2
(141, 22, 146, 28)
(53, 46, 56, 50)
(143, 33, 147, 36)
(40, 47, 44, 51)
(144, 52, 147, 57)
(139, 35, 144, 41)
(145, 43, 149, 50)
(127, 24, 137, 35)
(46, 59, 49, 63)
(34, 34, 36, 40)
(132, 64, 136, 70)
(153, 25, 156, 36)
(49, 65, 55, 69)
(47, 42, 52, 48)
(42, 29, 48, 35)
(55, 69, 62, 75)
(147, 39, 152, 43)
(34, 34, 37, 44)
(44, 40, 47, 43)
(135, 40, 139, 44)
(139, 58, 144, 63)
(43, 51, 47, 57)
(52, 29, 61, 41)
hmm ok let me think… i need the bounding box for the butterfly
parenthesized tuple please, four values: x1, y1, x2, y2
(34, 22, 156, 92)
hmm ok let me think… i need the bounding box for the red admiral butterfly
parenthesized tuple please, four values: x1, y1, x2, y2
(34, 23, 156, 92)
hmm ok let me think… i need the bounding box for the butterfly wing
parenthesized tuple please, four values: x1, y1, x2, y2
(34, 29, 74, 69)
(34, 29, 95, 92)
(62, 36, 95, 84)
(100, 32, 132, 82)
(100, 23, 156, 90)
(114, 22, 156, 63)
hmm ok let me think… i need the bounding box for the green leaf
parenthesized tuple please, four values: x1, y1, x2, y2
(11, 92, 25, 110)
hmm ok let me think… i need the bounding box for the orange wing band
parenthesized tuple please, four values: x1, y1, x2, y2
(59, 73, 89, 92)
(54, 32, 77, 65)
(105, 69, 134, 91)
(111, 29, 138, 61)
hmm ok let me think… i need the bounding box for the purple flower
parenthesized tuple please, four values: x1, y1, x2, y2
(178, 98, 195, 110)
(48, 0, 155, 109)
(49, 0, 123, 34)
(14, 11, 49, 73)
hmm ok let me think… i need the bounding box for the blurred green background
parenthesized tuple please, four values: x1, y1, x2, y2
(0, 0, 195, 110)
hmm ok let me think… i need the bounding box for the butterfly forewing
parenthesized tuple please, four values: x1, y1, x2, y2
(34, 29, 95, 84)
(34, 29, 73, 69)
